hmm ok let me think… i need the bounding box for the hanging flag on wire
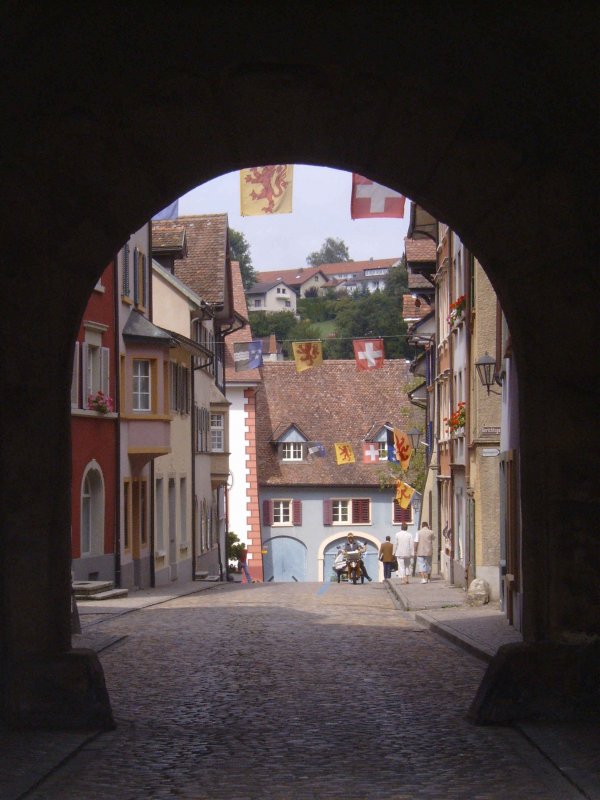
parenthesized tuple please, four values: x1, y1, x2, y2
(292, 341, 323, 373)
(351, 174, 405, 219)
(308, 443, 326, 458)
(353, 338, 385, 370)
(335, 443, 355, 465)
(395, 480, 415, 509)
(233, 341, 263, 371)
(152, 200, 179, 220)
(363, 442, 380, 463)
(240, 165, 294, 216)
(387, 427, 413, 470)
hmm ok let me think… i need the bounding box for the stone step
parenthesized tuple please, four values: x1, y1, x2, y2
(76, 588, 129, 601)
(195, 571, 209, 579)
(205, 575, 221, 582)
(73, 580, 114, 596)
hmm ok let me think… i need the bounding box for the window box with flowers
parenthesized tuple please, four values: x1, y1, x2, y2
(448, 295, 466, 327)
(444, 402, 466, 434)
(87, 390, 114, 414)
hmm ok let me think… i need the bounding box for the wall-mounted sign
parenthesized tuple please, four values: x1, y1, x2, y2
(482, 448, 500, 457)
(481, 426, 501, 436)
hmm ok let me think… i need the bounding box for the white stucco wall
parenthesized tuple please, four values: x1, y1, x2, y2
(227, 386, 251, 544)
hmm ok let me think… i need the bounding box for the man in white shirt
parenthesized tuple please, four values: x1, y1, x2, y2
(394, 523, 413, 584)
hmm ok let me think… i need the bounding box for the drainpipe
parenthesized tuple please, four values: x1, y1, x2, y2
(113, 256, 122, 589)
(191, 346, 197, 580)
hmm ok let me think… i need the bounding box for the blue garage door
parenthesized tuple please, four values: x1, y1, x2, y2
(323, 538, 380, 582)
(262, 536, 307, 582)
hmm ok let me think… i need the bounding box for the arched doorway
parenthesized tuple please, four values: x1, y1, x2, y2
(321, 532, 382, 583)
(262, 536, 307, 583)
(0, 6, 597, 728)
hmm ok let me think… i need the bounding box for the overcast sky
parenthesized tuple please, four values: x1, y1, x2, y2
(178, 164, 410, 271)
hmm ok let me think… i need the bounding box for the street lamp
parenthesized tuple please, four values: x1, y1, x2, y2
(475, 352, 502, 395)
(408, 427, 421, 450)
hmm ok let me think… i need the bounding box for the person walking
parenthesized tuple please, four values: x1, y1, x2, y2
(394, 523, 413, 584)
(379, 535, 395, 580)
(414, 522, 435, 583)
(359, 541, 373, 583)
(238, 543, 253, 585)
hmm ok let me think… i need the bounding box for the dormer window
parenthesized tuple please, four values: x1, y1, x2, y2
(282, 442, 303, 461)
(271, 423, 309, 462)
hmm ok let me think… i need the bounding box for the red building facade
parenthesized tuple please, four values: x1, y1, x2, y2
(70, 264, 119, 582)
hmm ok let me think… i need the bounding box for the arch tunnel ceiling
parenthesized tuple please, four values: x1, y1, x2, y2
(1, 6, 596, 378)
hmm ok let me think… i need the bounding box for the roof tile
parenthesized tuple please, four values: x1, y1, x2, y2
(257, 359, 421, 487)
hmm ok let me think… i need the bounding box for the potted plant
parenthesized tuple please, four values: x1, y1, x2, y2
(448, 294, 466, 326)
(444, 402, 466, 433)
(226, 531, 244, 575)
(87, 390, 114, 414)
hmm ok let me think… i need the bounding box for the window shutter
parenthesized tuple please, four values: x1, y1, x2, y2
(393, 500, 412, 524)
(262, 500, 273, 527)
(140, 253, 147, 307)
(352, 498, 370, 524)
(81, 343, 90, 403)
(122, 244, 129, 296)
(292, 499, 302, 526)
(323, 499, 332, 526)
(71, 342, 80, 407)
(133, 248, 139, 305)
(101, 347, 110, 397)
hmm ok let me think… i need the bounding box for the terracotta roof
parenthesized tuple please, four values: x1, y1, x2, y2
(404, 237, 436, 263)
(253, 266, 323, 286)
(408, 269, 433, 290)
(151, 215, 229, 306)
(402, 294, 432, 321)
(255, 259, 400, 286)
(224, 261, 261, 385)
(257, 359, 421, 487)
(152, 222, 186, 252)
(317, 258, 400, 275)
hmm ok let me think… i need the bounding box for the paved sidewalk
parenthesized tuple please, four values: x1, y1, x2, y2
(386, 574, 522, 662)
(73, 578, 224, 653)
(386, 575, 600, 799)
(1, 579, 223, 800)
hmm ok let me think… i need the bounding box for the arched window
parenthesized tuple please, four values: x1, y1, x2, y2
(80, 463, 105, 557)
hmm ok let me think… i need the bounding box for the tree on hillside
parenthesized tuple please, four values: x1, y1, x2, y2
(249, 310, 298, 341)
(383, 255, 409, 298)
(229, 228, 257, 289)
(324, 290, 408, 360)
(306, 237, 351, 267)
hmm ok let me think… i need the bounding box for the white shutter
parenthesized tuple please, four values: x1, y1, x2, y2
(81, 343, 90, 404)
(71, 342, 80, 407)
(101, 347, 110, 397)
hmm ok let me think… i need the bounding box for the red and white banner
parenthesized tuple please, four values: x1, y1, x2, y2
(351, 174, 405, 219)
(353, 338, 385, 370)
(363, 442, 380, 463)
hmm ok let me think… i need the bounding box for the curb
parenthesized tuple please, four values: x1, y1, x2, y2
(414, 611, 494, 663)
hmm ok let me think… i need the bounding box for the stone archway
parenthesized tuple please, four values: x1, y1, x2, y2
(0, 6, 597, 727)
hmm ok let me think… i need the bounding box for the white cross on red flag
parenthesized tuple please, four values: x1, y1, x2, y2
(363, 442, 380, 463)
(353, 338, 385, 370)
(351, 174, 406, 219)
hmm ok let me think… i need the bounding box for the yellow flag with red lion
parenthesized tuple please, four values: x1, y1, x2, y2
(292, 341, 323, 373)
(395, 480, 415, 509)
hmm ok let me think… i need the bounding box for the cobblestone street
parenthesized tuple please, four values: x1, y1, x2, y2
(17, 583, 589, 799)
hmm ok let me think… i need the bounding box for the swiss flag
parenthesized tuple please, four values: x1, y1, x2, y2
(353, 338, 385, 370)
(351, 174, 406, 219)
(363, 442, 380, 463)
